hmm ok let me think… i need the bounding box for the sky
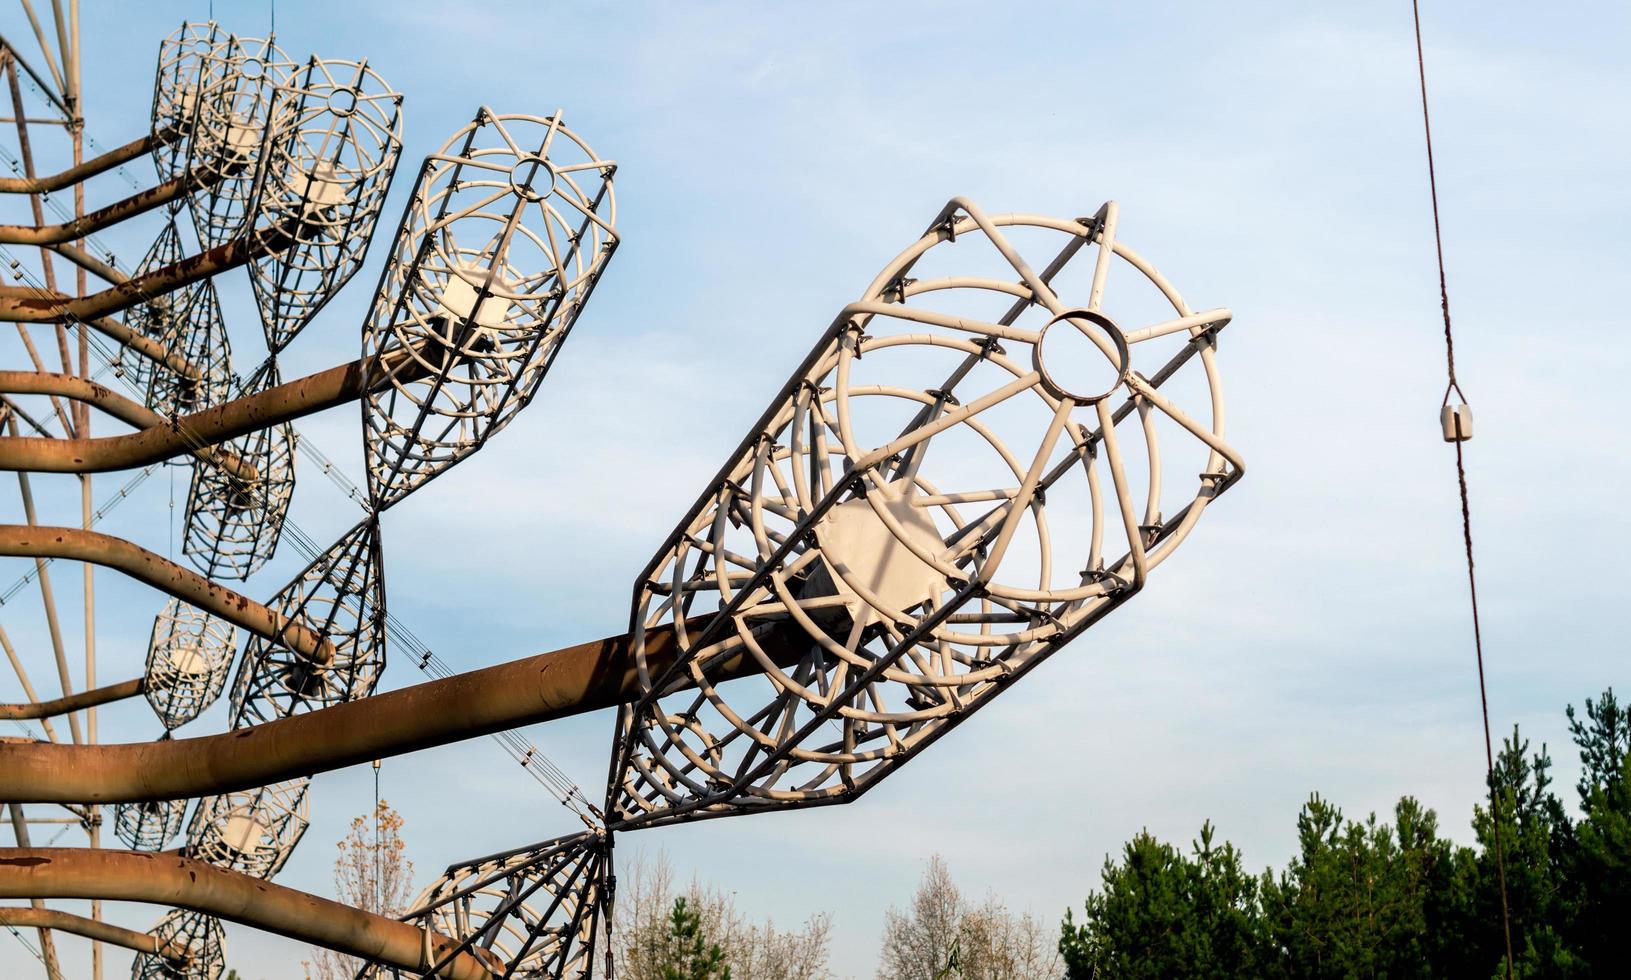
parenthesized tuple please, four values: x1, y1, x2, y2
(0, 1, 1628, 977)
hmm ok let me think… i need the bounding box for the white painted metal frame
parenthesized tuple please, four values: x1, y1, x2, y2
(228, 517, 385, 726)
(112, 793, 189, 853)
(360, 108, 617, 509)
(131, 908, 223, 980)
(249, 56, 402, 353)
(384, 831, 609, 980)
(143, 597, 237, 731)
(180, 365, 296, 582)
(184, 776, 311, 880)
(607, 198, 1243, 828)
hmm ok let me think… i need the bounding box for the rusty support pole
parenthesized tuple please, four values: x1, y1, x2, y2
(5, 808, 64, 980)
(0, 371, 257, 480)
(0, 620, 58, 744)
(2, 50, 74, 436)
(0, 849, 496, 980)
(6, 17, 65, 103)
(0, 222, 298, 323)
(0, 526, 337, 665)
(0, 619, 807, 804)
(0, 168, 220, 245)
(0, 347, 428, 474)
(0, 129, 169, 194)
(0, 676, 142, 720)
(0, 907, 188, 963)
(0, 48, 76, 393)
(10, 421, 81, 745)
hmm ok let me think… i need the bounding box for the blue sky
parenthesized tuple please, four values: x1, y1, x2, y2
(1, 1, 1628, 977)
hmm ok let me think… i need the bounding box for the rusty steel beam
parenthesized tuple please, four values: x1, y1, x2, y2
(0, 128, 174, 194)
(0, 166, 221, 245)
(0, 222, 296, 323)
(26, 235, 208, 383)
(5, 804, 63, 980)
(0, 526, 336, 665)
(45, 241, 119, 285)
(0, 619, 806, 804)
(0, 347, 431, 475)
(88, 314, 201, 379)
(0, 849, 495, 979)
(0, 906, 187, 962)
(0, 372, 254, 480)
(0, 676, 142, 720)
(28, 243, 209, 382)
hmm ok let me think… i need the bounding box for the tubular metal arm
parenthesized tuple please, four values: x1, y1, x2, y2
(0, 907, 186, 963)
(0, 346, 432, 475)
(0, 677, 144, 720)
(0, 619, 805, 804)
(0, 166, 231, 246)
(0, 127, 177, 194)
(0, 526, 336, 664)
(0, 849, 495, 980)
(0, 222, 297, 323)
(0, 371, 255, 480)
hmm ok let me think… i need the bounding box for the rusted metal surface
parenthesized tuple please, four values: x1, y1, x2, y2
(0, 675, 142, 720)
(0, 906, 188, 961)
(0, 619, 802, 804)
(0, 849, 495, 979)
(0, 526, 336, 664)
(0, 221, 296, 323)
(0, 348, 426, 474)
(0, 371, 253, 478)
(0, 165, 225, 245)
(0, 128, 172, 194)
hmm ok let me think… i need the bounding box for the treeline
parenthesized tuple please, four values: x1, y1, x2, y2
(617, 689, 1627, 978)
(617, 851, 1057, 979)
(1060, 688, 1629, 979)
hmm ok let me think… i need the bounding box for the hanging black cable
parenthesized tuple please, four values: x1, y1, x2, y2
(1410, 3, 1516, 976)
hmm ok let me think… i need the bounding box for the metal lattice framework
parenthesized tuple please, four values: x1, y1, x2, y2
(130, 908, 224, 980)
(178, 32, 294, 250)
(607, 198, 1241, 827)
(150, 21, 229, 183)
(229, 517, 385, 726)
(361, 108, 616, 509)
(112, 792, 189, 852)
(249, 56, 402, 353)
(181, 369, 297, 581)
(0, 12, 1250, 980)
(118, 217, 189, 394)
(385, 831, 610, 980)
(144, 274, 233, 419)
(185, 777, 311, 880)
(143, 598, 237, 730)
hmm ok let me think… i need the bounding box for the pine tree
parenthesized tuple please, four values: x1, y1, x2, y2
(660, 897, 731, 980)
(1566, 688, 1631, 968)
(1060, 822, 1263, 979)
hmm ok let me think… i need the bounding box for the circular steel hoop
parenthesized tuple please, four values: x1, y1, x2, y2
(1034, 307, 1130, 405)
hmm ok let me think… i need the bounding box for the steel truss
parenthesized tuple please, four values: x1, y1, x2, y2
(0, 14, 1241, 980)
